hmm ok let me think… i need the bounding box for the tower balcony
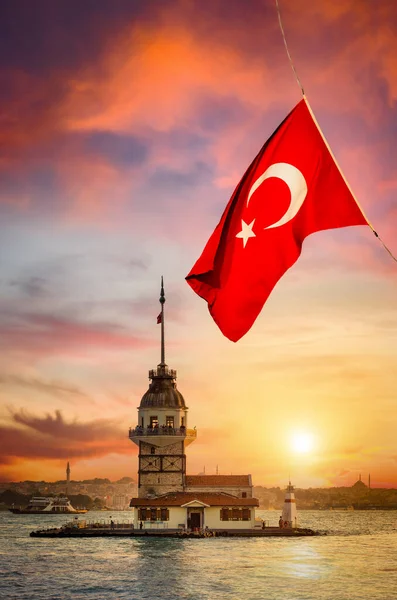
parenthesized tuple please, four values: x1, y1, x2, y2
(149, 365, 177, 380)
(129, 426, 197, 447)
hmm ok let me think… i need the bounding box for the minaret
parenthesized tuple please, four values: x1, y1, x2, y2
(129, 278, 196, 498)
(66, 461, 70, 497)
(282, 481, 298, 528)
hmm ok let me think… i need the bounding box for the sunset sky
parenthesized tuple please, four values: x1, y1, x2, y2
(1, 0, 396, 488)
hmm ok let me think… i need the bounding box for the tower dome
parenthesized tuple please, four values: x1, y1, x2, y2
(140, 364, 186, 409)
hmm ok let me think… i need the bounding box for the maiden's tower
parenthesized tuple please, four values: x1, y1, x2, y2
(129, 279, 258, 530)
(128, 278, 196, 498)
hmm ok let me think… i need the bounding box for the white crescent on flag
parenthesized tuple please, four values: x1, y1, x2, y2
(247, 162, 308, 229)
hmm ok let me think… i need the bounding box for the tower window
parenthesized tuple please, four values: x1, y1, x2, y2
(181, 417, 185, 427)
(166, 416, 174, 428)
(242, 492, 247, 498)
(150, 416, 158, 428)
(150, 447, 155, 455)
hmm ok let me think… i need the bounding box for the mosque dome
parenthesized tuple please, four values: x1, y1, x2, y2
(352, 474, 367, 489)
(139, 364, 186, 409)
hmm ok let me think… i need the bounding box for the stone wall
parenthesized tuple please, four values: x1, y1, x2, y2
(138, 440, 185, 498)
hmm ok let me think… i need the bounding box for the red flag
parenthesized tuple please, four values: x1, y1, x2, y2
(157, 312, 162, 324)
(186, 98, 368, 342)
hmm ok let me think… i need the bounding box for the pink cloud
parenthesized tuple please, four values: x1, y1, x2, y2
(0, 312, 155, 360)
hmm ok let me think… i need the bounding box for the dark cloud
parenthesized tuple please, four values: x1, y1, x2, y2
(0, 0, 148, 74)
(0, 375, 90, 402)
(0, 409, 131, 464)
(149, 161, 213, 191)
(83, 131, 149, 167)
(125, 258, 149, 271)
(11, 408, 118, 442)
(194, 95, 252, 134)
(153, 129, 209, 154)
(0, 128, 149, 215)
(9, 276, 48, 298)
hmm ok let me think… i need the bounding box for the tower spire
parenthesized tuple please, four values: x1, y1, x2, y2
(160, 276, 165, 365)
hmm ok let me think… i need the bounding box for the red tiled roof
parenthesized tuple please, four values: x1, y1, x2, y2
(130, 492, 259, 507)
(185, 475, 251, 487)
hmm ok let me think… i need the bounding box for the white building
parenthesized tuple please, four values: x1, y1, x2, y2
(131, 492, 257, 530)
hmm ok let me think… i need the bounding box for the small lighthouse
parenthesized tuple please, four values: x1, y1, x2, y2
(282, 481, 298, 528)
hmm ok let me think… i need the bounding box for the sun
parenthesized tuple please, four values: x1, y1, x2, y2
(291, 432, 314, 454)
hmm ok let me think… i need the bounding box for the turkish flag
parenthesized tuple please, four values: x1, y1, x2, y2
(186, 98, 368, 342)
(157, 312, 162, 324)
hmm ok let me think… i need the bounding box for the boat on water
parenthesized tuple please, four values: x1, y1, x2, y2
(9, 497, 88, 514)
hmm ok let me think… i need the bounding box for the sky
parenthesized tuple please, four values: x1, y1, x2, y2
(0, 0, 396, 488)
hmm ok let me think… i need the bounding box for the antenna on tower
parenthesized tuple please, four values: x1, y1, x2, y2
(159, 276, 165, 365)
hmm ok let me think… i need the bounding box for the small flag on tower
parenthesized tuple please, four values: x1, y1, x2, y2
(157, 312, 162, 324)
(186, 98, 368, 342)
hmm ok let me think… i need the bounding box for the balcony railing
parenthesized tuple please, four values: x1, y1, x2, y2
(149, 366, 177, 379)
(129, 426, 196, 439)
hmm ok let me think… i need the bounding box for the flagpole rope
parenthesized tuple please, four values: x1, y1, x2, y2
(274, 0, 304, 96)
(275, 0, 397, 263)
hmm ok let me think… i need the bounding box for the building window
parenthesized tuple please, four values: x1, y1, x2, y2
(150, 447, 155, 455)
(166, 416, 174, 428)
(232, 508, 240, 521)
(220, 508, 250, 521)
(160, 508, 169, 521)
(150, 416, 158, 428)
(138, 508, 169, 521)
(242, 492, 247, 498)
(220, 508, 230, 521)
(141, 417, 144, 427)
(181, 417, 185, 427)
(138, 508, 147, 521)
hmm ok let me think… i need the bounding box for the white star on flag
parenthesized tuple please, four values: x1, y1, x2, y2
(236, 218, 256, 247)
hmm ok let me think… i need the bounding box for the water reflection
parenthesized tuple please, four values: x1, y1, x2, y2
(132, 538, 194, 599)
(1, 511, 397, 600)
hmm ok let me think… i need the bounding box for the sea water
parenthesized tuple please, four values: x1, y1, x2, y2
(1, 510, 397, 600)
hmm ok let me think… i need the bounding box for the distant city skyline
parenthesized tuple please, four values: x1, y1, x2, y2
(0, 1, 396, 488)
(0, 470, 390, 490)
